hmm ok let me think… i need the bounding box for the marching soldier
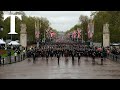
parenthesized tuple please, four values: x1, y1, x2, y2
(57, 51, 60, 65)
(77, 52, 81, 64)
(45, 50, 49, 64)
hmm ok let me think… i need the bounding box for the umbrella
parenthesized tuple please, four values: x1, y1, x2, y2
(97, 48, 102, 51)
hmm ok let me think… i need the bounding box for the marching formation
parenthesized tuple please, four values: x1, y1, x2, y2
(26, 44, 108, 65)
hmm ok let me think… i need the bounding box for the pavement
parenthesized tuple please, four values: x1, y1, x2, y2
(0, 56, 120, 79)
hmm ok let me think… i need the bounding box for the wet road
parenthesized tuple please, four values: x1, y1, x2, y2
(0, 57, 120, 79)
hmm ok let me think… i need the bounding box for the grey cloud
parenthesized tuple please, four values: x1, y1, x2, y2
(24, 11, 91, 31)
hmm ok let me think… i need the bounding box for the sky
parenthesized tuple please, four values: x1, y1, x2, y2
(24, 11, 91, 32)
(4, 11, 91, 32)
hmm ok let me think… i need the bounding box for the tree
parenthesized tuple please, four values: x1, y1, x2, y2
(0, 11, 3, 22)
(79, 15, 89, 41)
(93, 11, 120, 43)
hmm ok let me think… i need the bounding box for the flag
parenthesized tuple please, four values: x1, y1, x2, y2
(89, 21, 94, 38)
(73, 30, 77, 39)
(92, 21, 94, 36)
(77, 28, 82, 39)
(46, 27, 52, 38)
(35, 21, 40, 39)
(50, 30, 54, 37)
(87, 23, 90, 39)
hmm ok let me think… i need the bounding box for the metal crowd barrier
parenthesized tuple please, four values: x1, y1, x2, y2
(107, 53, 120, 62)
(0, 52, 27, 65)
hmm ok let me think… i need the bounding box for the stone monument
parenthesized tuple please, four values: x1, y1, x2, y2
(20, 23, 27, 49)
(103, 23, 110, 47)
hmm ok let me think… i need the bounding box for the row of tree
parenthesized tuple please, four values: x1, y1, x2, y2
(0, 11, 58, 45)
(66, 11, 120, 43)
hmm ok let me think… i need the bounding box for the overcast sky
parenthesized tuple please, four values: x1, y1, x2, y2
(23, 11, 91, 32)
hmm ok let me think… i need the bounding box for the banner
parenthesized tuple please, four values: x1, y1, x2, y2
(77, 28, 82, 39)
(35, 21, 40, 39)
(50, 31, 54, 38)
(88, 21, 94, 39)
(73, 30, 77, 39)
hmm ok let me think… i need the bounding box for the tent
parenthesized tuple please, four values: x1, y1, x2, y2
(0, 39, 6, 44)
(111, 43, 120, 46)
(8, 41, 20, 45)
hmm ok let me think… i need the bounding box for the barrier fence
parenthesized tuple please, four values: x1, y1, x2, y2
(0, 52, 26, 65)
(107, 53, 120, 62)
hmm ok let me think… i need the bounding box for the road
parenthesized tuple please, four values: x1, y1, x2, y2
(0, 57, 120, 79)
